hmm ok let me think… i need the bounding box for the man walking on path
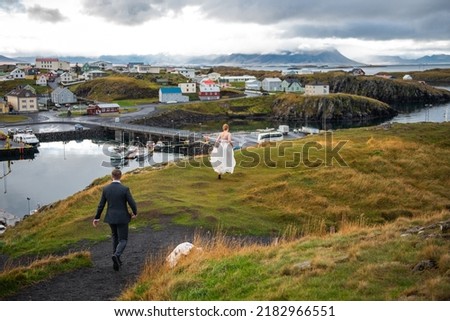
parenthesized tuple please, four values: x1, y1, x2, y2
(93, 169, 137, 271)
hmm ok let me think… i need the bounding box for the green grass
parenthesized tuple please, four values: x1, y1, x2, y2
(1, 122, 450, 258)
(1, 122, 450, 300)
(121, 217, 450, 300)
(113, 99, 159, 106)
(158, 96, 276, 116)
(0, 251, 92, 298)
(0, 114, 29, 123)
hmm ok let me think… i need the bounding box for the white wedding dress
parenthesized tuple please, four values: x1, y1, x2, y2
(210, 139, 236, 175)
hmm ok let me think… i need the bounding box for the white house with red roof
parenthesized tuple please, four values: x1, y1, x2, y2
(35, 58, 70, 71)
(198, 78, 220, 101)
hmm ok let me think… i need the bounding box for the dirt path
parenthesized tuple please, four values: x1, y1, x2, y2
(3, 223, 197, 301)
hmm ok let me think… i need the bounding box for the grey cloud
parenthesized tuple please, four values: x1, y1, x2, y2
(0, 0, 25, 12)
(80, 0, 449, 41)
(27, 5, 66, 23)
(285, 16, 450, 42)
(82, 0, 166, 25)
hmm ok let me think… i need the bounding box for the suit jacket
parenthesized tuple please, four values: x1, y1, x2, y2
(95, 181, 137, 224)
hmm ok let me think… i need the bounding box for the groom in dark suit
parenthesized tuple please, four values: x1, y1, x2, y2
(93, 169, 137, 271)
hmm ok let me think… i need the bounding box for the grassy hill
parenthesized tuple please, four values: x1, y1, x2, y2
(0, 122, 449, 299)
(388, 68, 450, 85)
(72, 75, 160, 102)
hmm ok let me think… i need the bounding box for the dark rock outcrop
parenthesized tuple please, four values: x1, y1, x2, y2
(271, 93, 397, 122)
(328, 75, 450, 104)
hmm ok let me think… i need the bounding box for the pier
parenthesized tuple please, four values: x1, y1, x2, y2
(0, 139, 36, 160)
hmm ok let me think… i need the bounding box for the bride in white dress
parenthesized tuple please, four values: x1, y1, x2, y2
(210, 124, 236, 179)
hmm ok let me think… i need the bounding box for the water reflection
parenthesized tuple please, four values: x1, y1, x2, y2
(0, 140, 180, 218)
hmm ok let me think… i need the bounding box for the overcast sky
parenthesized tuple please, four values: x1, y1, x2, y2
(0, 0, 449, 63)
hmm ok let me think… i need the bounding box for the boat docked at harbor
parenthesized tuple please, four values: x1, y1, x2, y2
(110, 144, 152, 163)
(13, 133, 40, 146)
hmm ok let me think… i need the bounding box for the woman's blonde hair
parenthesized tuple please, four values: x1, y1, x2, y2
(222, 123, 229, 131)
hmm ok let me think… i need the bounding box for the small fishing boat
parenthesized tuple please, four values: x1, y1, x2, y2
(13, 133, 40, 146)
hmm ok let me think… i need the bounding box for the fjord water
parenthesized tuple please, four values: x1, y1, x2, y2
(0, 140, 179, 218)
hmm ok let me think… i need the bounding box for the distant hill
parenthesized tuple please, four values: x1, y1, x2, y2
(415, 54, 450, 64)
(10, 49, 361, 66)
(194, 49, 361, 66)
(0, 55, 22, 64)
(365, 54, 450, 65)
(6, 52, 450, 66)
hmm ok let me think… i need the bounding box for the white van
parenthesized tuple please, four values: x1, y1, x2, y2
(278, 125, 289, 135)
(257, 131, 283, 144)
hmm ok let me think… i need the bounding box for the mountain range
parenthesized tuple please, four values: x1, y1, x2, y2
(1, 49, 450, 66)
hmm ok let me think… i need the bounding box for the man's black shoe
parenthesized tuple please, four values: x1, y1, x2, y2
(112, 255, 120, 271)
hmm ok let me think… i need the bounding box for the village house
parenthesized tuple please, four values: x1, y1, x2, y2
(9, 68, 25, 79)
(26, 67, 39, 76)
(22, 84, 36, 94)
(219, 75, 257, 83)
(82, 70, 107, 80)
(261, 77, 282, 91)
(159, 87, 189, 103)
(304, 84, 330, 96)
(16, 62, 31, 69)
(178, 82, 197, 94)
(245, 79, 261, 90)
(130, 64, 161, 74)
(127, 62, 144, 69)
(36, 74, 48, 86)
(60, 71, 74, 83)
(88, 61, 113, 70)
(35, 58, 70, 71)
(281, 79, 304, 93)
(6, 87, 38, 113)
(87, 103, 120, 115)
(173, 68, 196, 79)
(0, 64, 15, 76)
(198, 79, 220, 101)
(51, 87, 77, 105)
(350, 68, 365, 76)
(81, 63, 92, 73)
(207, 72, 221, 81)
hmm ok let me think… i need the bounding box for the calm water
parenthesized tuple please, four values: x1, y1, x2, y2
(248, 63, 450, 75)
(0, 139, 180, 218)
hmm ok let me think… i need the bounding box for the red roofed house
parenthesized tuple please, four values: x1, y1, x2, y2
(87, 103, 120, 115)
(198, 78, 220, 101)
(35, 58, 70, 71)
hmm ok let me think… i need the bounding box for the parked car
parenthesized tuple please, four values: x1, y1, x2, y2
(257, 131, 283, 144)
(74, 124, 83, 131)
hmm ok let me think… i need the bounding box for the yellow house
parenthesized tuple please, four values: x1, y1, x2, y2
(6, 87, 38, 113)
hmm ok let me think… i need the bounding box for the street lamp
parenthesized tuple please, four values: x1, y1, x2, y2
(27, 197, 31, 215)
